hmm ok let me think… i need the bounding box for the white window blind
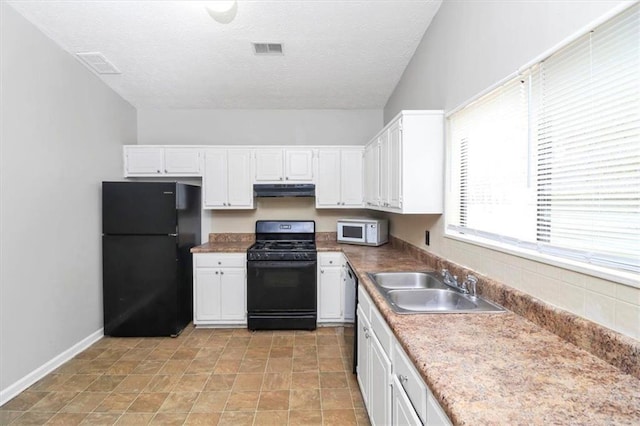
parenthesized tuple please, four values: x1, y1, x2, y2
(449, 77, 535, 244)
(534, 5, 639, 273)
(448, 4, 640, 275)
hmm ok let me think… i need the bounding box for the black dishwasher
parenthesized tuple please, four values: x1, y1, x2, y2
(347, 262, 358, 374)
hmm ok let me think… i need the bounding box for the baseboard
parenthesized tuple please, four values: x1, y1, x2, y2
(0, 328, 104, 406)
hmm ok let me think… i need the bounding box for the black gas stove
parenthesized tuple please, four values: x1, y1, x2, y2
(247, 240, 317, 261)
(246, 220, 317, 330)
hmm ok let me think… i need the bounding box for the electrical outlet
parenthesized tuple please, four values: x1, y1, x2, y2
(425, 230, 430, 246)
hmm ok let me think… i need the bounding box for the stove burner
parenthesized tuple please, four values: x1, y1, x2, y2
(251, 241, 316, 252)
(247, 220, 317, 262)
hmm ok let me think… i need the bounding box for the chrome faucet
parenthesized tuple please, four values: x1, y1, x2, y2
(441, 269, 478, 296)
(461, 275, 478, 296)
(441, 269, 460, 290)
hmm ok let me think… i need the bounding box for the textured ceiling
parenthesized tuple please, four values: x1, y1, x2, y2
(7, 0, 442, 109)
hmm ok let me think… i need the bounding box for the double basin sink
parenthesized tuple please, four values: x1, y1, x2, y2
(367, 271, 505, 314)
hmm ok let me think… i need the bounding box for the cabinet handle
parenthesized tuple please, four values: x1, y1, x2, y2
(321, 270, 324, 274)
(329, 260, 333, 264)
(220, 271, 224, 275)
(218, 261, 222, 265)
(365, 332, 370, 339)
(280, 177, 283, 181)
(337, 202, 340, 205)
(399, 374, 408, 384)
(215, 271, 219, 275)
(156, 170, 161, 173)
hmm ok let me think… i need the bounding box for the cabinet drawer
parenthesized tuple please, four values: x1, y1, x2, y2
(393, 341, 427, 424)
(195, 253, 245, 268)
(357, 286, 372, 321)
(370, 304, 393, 358)
(319, 252, 343, 267)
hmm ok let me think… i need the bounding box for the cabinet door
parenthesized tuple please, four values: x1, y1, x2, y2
(392, 377, 422, 426)
(226, 149, 253, 208)
(203, 150, 228, 208)
(318, 266, 343, 321)
(379, 132, 390, 207)
(194, 269, 221, 322)
(388, 120, 402, 209)
(285, 149, 314, 181)
(364, 142, 380, 207)
(124, 147, 164, 175)
(340, 148, 364, 207)
(356, 306, 371, 410)
(255, 149, 284, 181)
(316, 149, 341, 207)
(428, 392, 453, 426)
(164, 148, 201, 175)
(219, 268, 246, 321)
(369, 333, 392, 426)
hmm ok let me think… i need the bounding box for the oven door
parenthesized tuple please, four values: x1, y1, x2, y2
(338, 222, 367, 244)
(247, 260, 317, 313)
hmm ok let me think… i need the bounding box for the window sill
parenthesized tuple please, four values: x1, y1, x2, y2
(444, 231, 640, 289)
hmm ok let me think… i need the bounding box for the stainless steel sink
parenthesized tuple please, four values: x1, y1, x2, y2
(367, 272, 448, 290)
(367, 271, 505, 314)
(386, 289, 504, 314)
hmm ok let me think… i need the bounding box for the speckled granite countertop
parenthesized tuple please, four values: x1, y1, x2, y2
(193, 238, 640, 424)
(190, 241, 251, 253)
(320, 242, 640, 425)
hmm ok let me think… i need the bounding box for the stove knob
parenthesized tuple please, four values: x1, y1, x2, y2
(295, 253, 301, 260)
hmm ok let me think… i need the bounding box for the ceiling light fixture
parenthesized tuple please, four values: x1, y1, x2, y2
(205, 0, 238, 24)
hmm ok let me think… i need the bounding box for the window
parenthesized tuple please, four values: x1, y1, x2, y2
(447, 4, 639, 278)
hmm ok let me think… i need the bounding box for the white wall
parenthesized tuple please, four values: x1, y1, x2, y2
(137, 109, 382, 146)
(0, 3, 137, 397)
(383, 0, 639, 340)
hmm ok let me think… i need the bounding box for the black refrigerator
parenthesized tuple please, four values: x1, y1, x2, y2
(102, 182, 201, 337)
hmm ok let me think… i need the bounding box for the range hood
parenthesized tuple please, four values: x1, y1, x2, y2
(253, 184, 315, 198)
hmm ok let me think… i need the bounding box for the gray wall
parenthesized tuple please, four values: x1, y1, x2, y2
(137, 109, 382, 146)
(385, 0, 629, 119)
(381, 0, 638, 339)
(0, 3, 137, 393)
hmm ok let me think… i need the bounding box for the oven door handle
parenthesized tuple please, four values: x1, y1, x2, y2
(248, 260, 317, 269)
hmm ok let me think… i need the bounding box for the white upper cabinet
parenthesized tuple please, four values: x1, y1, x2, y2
(255, 148, 314, 182)
(123, 146, 164, 176)
(363, 110, 444, 214)
(164, 148, 202, 175)
(254, 148, 284, 181)
(123, 146, 202, 177)
(203, 148, 254, 210)
(285, 149, 314, 181)
(363, 141, 380, 208)
(316, 147, 364, 208)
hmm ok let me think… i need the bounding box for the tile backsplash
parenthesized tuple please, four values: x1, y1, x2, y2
(446, 240, 640, 340)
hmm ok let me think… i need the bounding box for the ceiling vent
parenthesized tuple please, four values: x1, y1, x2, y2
(253, 43, 283, 55)
(75, 52, 121, 74)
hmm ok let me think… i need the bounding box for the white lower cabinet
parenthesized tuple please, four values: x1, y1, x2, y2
(318, 253, 355, 324)
(357, 289, 392, 426)
(393, 375, 423, 426)
(193, 253, 247, 326)
(357, 285, 452, 426)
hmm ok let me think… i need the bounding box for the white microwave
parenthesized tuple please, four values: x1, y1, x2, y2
(337, 218, 388, 247)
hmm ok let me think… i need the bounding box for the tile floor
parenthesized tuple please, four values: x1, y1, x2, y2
(0, 325, 370, 425)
